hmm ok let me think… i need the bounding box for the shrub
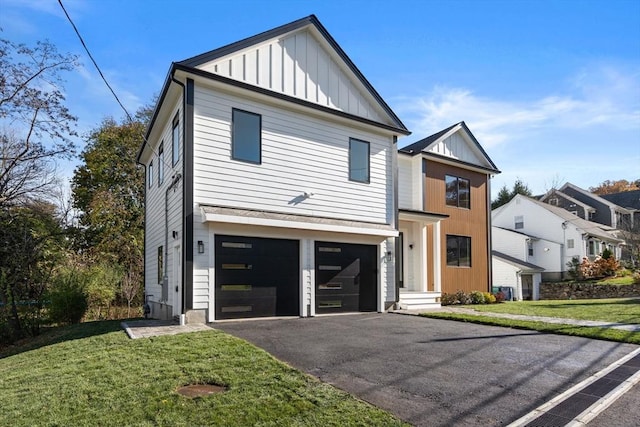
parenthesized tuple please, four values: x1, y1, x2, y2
(633, 272, 640, 285)
(567, 256, 581, 280)
(493, 291, 506, 303)
(483, 292, 496, 304)
(440, 293, 457, 306)
(47, 269, 88, 325)
(454, 290, 471, 305)
(601, 248, 613, 260)
(469, 291, 485, 304)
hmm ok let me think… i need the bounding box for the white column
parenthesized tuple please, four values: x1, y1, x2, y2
(420, 223, 428, 292)
(433, 221, 442, 293)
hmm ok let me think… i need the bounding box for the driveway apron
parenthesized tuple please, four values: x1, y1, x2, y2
(215, 313, 638, 427)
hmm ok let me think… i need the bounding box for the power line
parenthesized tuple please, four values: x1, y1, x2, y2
(57, 0, 133, 123)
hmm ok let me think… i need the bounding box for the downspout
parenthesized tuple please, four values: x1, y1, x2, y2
(170, 74, 187, 314)
(164, 173, 182, 300)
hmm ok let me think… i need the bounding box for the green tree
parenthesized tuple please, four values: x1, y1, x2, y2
(71, 109, 150, 308)
(0, 201, 65, 341)
(491, 179, 533, 209)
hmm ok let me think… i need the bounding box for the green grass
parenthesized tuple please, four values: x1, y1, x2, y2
(461, 298, 640, 324)
(419, 312, 640, 344)
(0, 321, 407, 427)
(596, 276, 635, 285)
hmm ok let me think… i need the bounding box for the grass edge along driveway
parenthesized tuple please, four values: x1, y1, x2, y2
(421, 298, 640, 344)
(0, 321, 408, 427)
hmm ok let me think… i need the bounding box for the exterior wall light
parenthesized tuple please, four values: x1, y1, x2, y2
(197, 240, 204, 254)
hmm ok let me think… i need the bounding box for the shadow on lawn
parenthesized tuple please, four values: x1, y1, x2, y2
(0, 318, 141, 359)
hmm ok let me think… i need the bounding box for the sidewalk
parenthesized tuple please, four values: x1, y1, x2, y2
(397, 306, 640, 332)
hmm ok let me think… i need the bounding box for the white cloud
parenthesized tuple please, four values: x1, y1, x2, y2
(394, 64, 640, 149)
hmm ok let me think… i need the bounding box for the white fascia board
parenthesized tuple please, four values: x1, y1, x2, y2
(202, 211, 399, 237)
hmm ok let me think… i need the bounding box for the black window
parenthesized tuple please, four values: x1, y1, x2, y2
(446, 235, 471, 267)
(349, 138, 370, 183)
(149, 161, 154, 189)
(157, 246, 163, 283)
(172, 113, 179, 167)
(528, 241, 534, 256)
(158, 142, 165, 185)
(445, 175, 470, 208)
(232, 109, 261, 163)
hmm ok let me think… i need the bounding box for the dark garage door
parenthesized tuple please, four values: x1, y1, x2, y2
(215, 235, 299, 320)
(315, 242, 377, 314)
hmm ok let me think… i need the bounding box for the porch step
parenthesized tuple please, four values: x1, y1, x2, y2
(397, 291, 441, 310)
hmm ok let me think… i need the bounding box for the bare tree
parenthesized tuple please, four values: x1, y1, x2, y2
(0, 38, 78, 208)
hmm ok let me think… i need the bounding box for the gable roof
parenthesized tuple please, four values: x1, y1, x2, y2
(517, 195, 623, 243)
(560, 182, 631, 213)
(539, 189, 595, 212)
(492, 250, 544, 271)
(178, 15, 408, 134)
(601, 190, 640, 210)
(398, 121, 500, 173)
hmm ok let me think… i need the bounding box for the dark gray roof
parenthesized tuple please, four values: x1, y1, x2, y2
(398, 121, 500, 173)
(601, 190, 640, 210)
(492, 251, 544, 271)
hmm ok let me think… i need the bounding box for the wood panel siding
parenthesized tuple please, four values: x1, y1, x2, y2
(197, 29, 385, 123)
(424, 159, 489, 293)
(192, 84, 394, 225)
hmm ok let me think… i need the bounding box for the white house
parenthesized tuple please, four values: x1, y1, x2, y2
(491, 227, 553, 300)
(136, 15, 410, 322)
(492, 251, 543, 301)
(492, 195, 624, 281)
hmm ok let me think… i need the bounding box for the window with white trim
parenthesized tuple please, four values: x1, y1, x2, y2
(514, 215, 524, 229)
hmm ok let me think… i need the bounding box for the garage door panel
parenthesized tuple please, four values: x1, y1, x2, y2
(216, 235, 299, 319)
(315, 242, 377, 314)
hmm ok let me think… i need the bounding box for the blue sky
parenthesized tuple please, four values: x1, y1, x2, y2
(2, 0, 639, 197)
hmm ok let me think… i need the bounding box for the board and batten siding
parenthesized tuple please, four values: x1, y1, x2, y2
(144, 98, 183, 316)
(197, 28, 385, 123)
(192, 84, 393, 224)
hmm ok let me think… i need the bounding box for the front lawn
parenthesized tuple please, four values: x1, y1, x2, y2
(463, 298, 640, 324)
(0, 321, 406, 427)
(421, 298, 640, 344)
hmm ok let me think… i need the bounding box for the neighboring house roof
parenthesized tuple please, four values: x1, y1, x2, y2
(560, 182, 631, 214)
(398, 121, 500, 173)
(493, 226, 543, 241)
(492, 250, 544, 271)
(601, 190, 640, 211)
(539, 189, 595, 213)
(525, 196, 623, 243)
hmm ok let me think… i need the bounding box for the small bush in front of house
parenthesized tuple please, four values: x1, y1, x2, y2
(469, 291, 485, 304)
(493, 291, 506, 303)
(567, 256, 581, 280)
(441, 290, 503, 305)
(483, 292, 496, 304)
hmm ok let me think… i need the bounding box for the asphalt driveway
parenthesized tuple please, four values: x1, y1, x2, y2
(216, 312, 638, 427)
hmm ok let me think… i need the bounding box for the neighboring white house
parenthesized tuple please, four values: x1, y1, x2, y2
(492, 195, 624, 281)
(136, 15, 410, 322)
(491, 226, 553, 300)
(492, 251, 543, 301)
